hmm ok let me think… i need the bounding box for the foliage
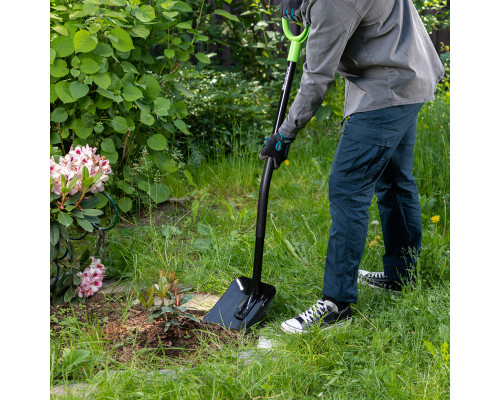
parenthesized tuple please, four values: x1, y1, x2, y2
(194, 0, 289, 80)
(412, 0, 450, 33)
(136, 269, 200, 332)
(50, 0, 215, 213)
(180, 68, 276, 157)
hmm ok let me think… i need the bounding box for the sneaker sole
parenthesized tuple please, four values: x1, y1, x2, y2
(280, 318, 353, 335)
(359, 279, 402, 294)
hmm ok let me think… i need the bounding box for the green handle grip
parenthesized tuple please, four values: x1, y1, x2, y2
(282, 18, 309, 63)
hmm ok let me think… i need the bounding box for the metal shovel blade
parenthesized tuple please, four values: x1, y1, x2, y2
(203, 276, 276, 332)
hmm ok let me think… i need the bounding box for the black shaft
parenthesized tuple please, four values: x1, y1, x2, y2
(250, 61, 297, 296)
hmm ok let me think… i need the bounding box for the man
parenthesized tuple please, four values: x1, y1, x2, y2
(259, 0, 444, 334)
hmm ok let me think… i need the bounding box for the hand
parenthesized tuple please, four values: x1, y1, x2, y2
(280, 0, 303, 23)
(259, 132, 295, 170)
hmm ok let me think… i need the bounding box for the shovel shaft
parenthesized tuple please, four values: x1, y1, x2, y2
(250, 60, 297, 296)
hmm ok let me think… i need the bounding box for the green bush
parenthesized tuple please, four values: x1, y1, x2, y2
(50, 0, 213, 212)
(180, 69, 277, 157)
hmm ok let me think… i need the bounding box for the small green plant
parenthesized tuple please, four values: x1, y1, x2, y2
(136, 269, 200, 332)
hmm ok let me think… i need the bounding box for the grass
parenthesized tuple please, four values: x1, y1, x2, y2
(50, 92, 450, 399)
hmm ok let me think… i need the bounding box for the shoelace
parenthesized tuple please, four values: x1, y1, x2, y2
(298, 300, 330, 324)
(368, 272, 386, 279)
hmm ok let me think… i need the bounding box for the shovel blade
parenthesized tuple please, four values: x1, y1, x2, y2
(203, 276, 276, 332)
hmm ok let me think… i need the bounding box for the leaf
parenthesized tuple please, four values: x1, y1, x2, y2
(197, 223, 213, 236)
(170, 1, 193, 12)
(138, 75, 161, 99)
(93, 72, 111, 89)
(140, 110, 155, 126)
(135, 5, 156, 22)
(79, 57, 101, 74)
(65, 349, 90, 370)
(184, 313, 200, 322)
(111, 116, 129, 134)
(93, 42, 113, 57)
(50, 107, 68, 123)
(63, 287, 75, 303)
(154, 97, 171, 116)
(100, 137, 115, 153)
(214, 9, 240, 22)
(54, 81, 76, 104)
(51, 35, 74, 57)
(108, 27, 134, 52)
(50, 48, 56, 65)
(50, 59, 69, 78)
(146, 286, 155, 307)
(79, 196, 100, 210)
(424, 340, 437, 357)
(82, 209, 103, 217)
(52, 25, 69, 36)
(191, 199, 199, 220)
(147, 134, 167, 151)
(76, 217, 94, 232)
(50, 222, 60, 247)
(69, 81, 89, 99)
(154, 153, 177, 174)
(73, 30, 98, 53)
(174, 119, 190, 135)
(195, 52, 211, 64)
(147, 183, 171, 204)
(163, 49, 175, 58)
(183, 169, 195, 186)
(161, 224, 182, 238)
(131, 25, 150, 39)
(122, 83, 143, 101)
(174, 82, 195, 98)
(57, 212, 73, 227)
(118, 197, 133, 213)
(120, 61, 139, 74)
(176, 22, 192, 29)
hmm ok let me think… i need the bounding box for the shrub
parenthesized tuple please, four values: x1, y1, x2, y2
(50, 144, 113, 304)
(50, 0, 213, 212)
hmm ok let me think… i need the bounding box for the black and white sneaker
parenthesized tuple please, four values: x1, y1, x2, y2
(281, 299, 352, 335)
(358, 270, 402, 292)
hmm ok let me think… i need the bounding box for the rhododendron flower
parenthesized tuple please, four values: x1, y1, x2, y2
(50, 145, 112, 196)
(75, 257, 106, 298)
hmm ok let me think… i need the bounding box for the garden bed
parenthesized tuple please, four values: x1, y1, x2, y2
(50, 293, 241, 364)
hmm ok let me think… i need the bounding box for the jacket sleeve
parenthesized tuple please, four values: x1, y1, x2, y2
(278, 0, 362, 138)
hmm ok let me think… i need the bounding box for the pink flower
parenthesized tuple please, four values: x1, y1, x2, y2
(50, 146, 112, 196)
(76, 257, 106, 298)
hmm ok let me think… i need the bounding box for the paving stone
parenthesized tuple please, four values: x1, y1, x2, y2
(153, 293, 220, 312)
(51, 382, 95, 398)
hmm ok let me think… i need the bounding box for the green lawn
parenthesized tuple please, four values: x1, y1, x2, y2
(50, 92, 450, 399)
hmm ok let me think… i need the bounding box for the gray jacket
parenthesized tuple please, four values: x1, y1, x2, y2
(279, 0, 445, 138)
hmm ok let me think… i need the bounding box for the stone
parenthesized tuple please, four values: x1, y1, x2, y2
(153, 293, 220, 312)
(51, 382, 95, 398)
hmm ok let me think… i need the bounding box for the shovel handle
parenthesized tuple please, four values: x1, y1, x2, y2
(250, 22, 309, 297)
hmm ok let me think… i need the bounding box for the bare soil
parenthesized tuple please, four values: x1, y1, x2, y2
(50, 293, 242, 365)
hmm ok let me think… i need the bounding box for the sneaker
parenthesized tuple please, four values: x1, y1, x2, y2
(358, 270, 402, 292)
(280, 299, 352, 335)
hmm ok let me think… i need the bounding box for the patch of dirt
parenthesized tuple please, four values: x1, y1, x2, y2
(50, 293, 242, 364)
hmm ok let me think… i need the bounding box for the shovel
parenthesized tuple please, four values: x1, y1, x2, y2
(203, 20, 309, 332)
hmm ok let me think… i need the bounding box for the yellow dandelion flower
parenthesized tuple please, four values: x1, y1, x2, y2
(431, 215, 440, 224)
(369, 240, 376, 249)
(374, 235, 381, 241)
(284, 160, 290, 166)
